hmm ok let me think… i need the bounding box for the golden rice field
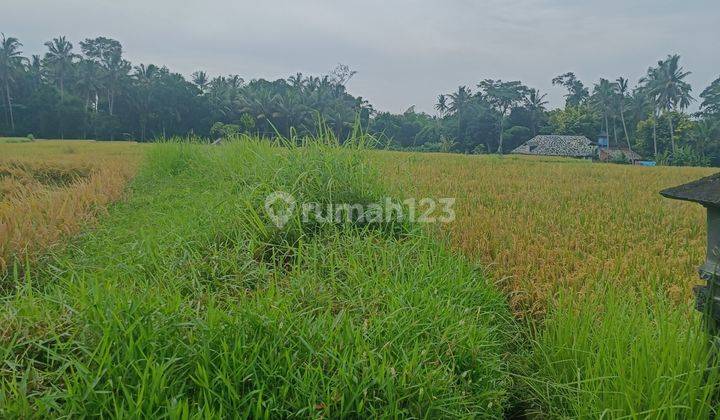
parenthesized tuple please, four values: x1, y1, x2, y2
(0, 140, 142, 274)
(378, 152, 715, 316)
(3, 140, 712, 316)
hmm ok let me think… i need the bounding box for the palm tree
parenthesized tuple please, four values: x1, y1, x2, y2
(446, 86, 473, 145)
(104, 52, 130, 116)
(287, 72, 304, 89)
(207, 76, 235, 120)
(638, 68, 661, 158)
(700, 77, 720, 116)
(76, 59, 101, 111)
(629, 87, 656, 156)
(134, 64, 159, 140)
(446, 86, 472, 114)
(238, 88, 279, 135)
(43, 36, 78, 100)
(614, 77, 633, 152)
(0, 33, 25, 132)
(75, 59, 101, 138)
(191, 70, 209, 93)
(524, 88, 548, 136)
(591, 79, 618, 146)
(276, 92, 311, 136)
(645, 55, 693, 154)
(694, 119, 717, 158)
(435, 94, 448, 115)
(227, 74, 243, 90)
(27, 55, 43, 89)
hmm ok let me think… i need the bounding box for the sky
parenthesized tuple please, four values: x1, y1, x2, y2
(3, 0, 718, 114)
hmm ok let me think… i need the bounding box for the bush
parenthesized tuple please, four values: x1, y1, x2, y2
(472, 144, 487, 154)
(210, 121, 241, 139)
(657, 146, 710, 167)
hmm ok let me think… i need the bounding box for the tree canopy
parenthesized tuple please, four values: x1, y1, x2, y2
(0, 34, 719, 166)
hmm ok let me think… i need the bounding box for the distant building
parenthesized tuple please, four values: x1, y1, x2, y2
(511, 135, 596, 158)
(598, 148, 643, 164)
(597, 132, 609, 148)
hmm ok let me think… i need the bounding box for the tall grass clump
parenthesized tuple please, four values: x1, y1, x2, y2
(521, 285, 720, 418)
(0, 136, 516, 417)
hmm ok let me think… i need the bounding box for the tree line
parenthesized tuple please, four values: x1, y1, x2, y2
(377, 58, 720, 166)
(1, 34, 720, 166)
(0, 34, 370, 142)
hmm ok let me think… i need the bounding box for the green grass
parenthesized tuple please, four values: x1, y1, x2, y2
(520, 285, 720, 418)
(0, 138, 515, 417)
(4, 135, 718, 418)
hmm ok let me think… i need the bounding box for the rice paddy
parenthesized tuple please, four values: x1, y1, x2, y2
(0, 140, 142, 277)
(378, 152, 714, 316)
(379, 151, 720, 416)
(1, 138, 719, 417)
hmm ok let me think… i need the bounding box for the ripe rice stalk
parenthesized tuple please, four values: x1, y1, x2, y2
(0, 141, 142, 277)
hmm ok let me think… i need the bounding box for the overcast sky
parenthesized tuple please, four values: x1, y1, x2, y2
(3, 0, 718, 113)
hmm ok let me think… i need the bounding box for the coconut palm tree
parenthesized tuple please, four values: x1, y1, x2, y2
(614, 77, 633, 152)
(43, 36, 78, 100)
(446, 86, 473, 115)
(435, 94, 448, 115)
(525, 88, 548, 136)
(591, 78, 618, 146)
(287, 72, 304, 89)
(76, 59, 101, 112)
(238, 88, 279, 135)
(27, 55, 42, 89)
(134, 64, 160, 140)
(694, 119, 718, 158)
(191, 70, 209, 93)
(628, 87, 657, 156)
(645, 55, 693, 154)
(103, 52, 130, 116)
(227, 74, 243, 90)
(0, 33, 25, 132)
(638, 68, 662, 158)
(75, 59, 102, 138)
(276, 92, 311, 135)
(445, 86, 473, 145)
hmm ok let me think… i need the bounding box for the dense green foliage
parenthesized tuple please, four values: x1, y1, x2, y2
(1, 34, 720, 165)
(0, 34, 370, 141)
(526, 286, 719, 418)
(387, 57, 720, 166)
(0, 139, 516, 417)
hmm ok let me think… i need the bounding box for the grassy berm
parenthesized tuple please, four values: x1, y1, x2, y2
(0, 139, 516, 417)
